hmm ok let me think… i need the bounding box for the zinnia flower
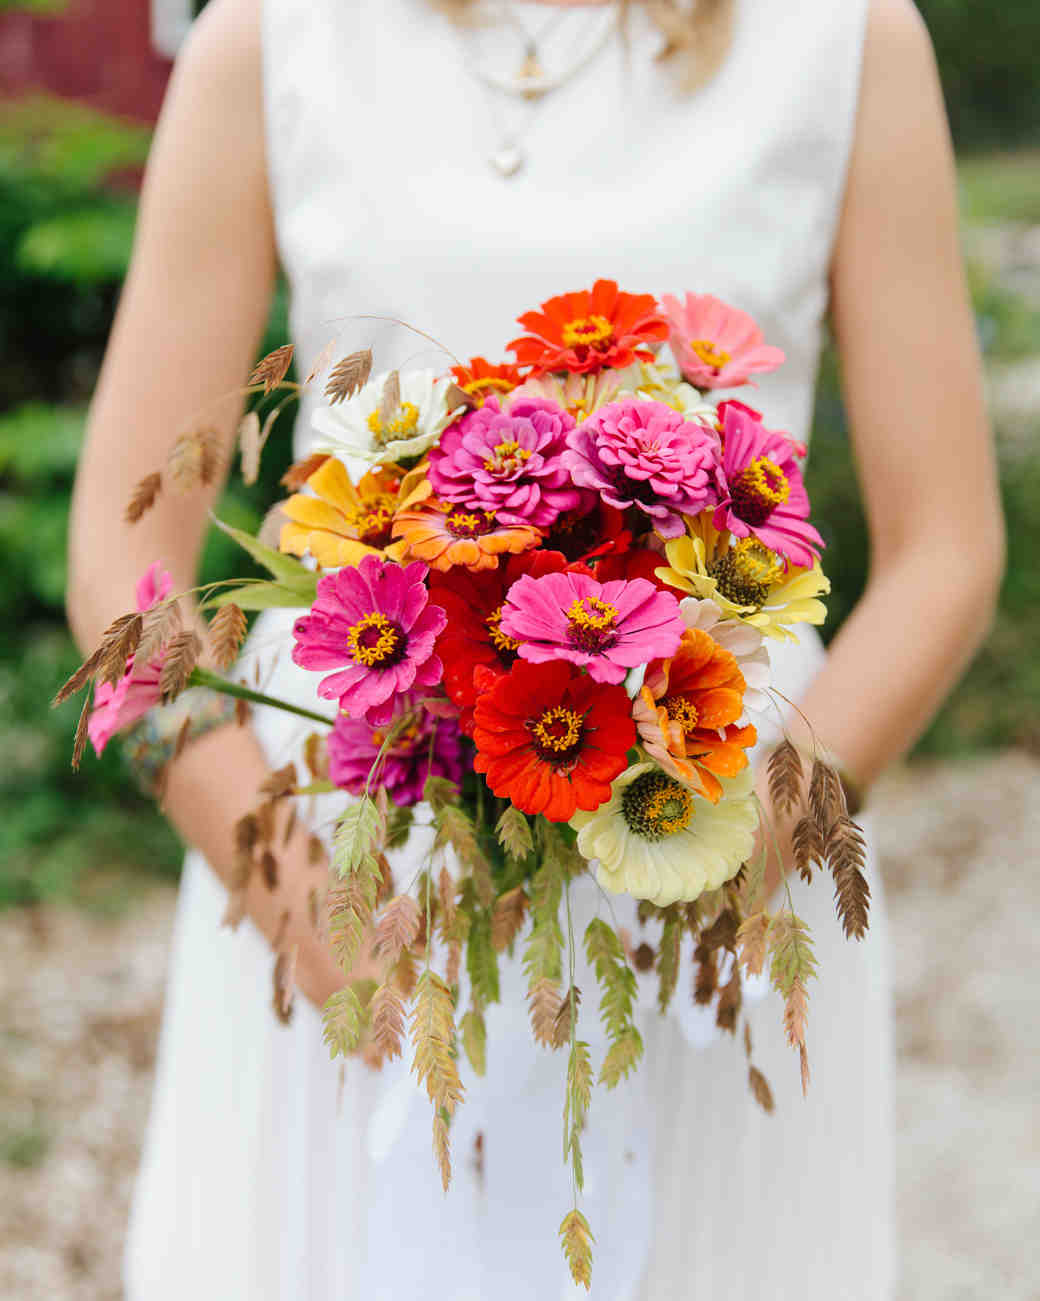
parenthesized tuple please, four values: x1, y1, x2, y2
(511, 368, 628, 421)
(677, 597, 771, 721)
(541, 500, 630, 564)
(450, 356, 527, 406)
(499, 570, 684, 685)
(571, 762, 759, 906)
(279, 459, 415, 568)
(291, 554, 446, 725)
(508, 279, 668, 376)
(428, 550, 579, 734)
(656, 519, 829, 641)
(632, 627, 758, 801)
(88, 562, 172, 755)
(311, 369, 465, 465)
(660, 292, 785, 390)
(426, 395, 581, 528)
(562, 398, 720, 539)
(328, 692, 461, 806)
(618, 360, 720, 424)
(392, 499, 541, 572)
(716, 398, 807, 459)
(472, 660, 635, 822)
(713, 403, 823, 567)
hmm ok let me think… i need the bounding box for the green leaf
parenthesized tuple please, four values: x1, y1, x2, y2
(211, 516, 319, 594)
(16, 203, 137, 283)
(206, 580, 317, 611)
(460, 1008, 487, 1077)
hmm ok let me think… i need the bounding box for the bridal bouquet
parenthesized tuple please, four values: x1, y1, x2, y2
(59, 280, 869, 1287)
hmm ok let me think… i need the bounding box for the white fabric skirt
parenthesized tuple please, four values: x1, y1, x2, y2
(124, 618, 895, 1300)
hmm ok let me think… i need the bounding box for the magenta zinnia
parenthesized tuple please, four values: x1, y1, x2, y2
(426, 394, 581, 528)
(713, 403, 823, 568)
(291, 554, 446, 725)
(499, 570, 684, 685)
(562, 398, 719, 539)
(328, 692, 462, 806)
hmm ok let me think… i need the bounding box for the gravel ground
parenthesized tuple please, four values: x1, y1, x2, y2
(2, 749, 1038, 1300)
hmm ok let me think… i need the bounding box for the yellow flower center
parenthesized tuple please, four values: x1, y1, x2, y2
(621, 770, 694, 840)
(347, 612, 404, 667)
(731, 456, 790, 525)
(688, 339, 732, 371)
(366, 400, 421, 446)
(663, 696, 700, 733)
(530, 705, 583, 757)
(566, 594, 619, 653)
(483, 439, 533, 475)
(463, 376, 515, 397)
(562, 314, 615, 350)
(486, 605, 521, 654)
(708, 537, 784, 609)
(445, 508, 495, 538)
(350, 493, 397, 548)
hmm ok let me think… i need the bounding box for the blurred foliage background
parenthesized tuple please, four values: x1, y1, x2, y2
(1, 0, 1039, 912)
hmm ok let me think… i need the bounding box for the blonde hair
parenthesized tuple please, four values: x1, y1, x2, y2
(436, 0, 735, 93)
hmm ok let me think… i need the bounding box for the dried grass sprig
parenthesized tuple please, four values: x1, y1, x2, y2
(324, 348, 373, 404)
(809, 757, 846, 830)
(158, 630, 202, 703)
(125, 471, 162, 524)
(552, 985, 581, 1050)
(272, 946, 297, 1024)
(559, 1209, 594, 1292)
(656, 907, 682, 1014)
(370, 981, 407, 1063)
(791, 815, 824, 883)
(748, 1064, 775, 1114)
(827, 815, 871, 940)
(527, 977, 563, 1048)
(375, 893, 422, 966)
(95, 612, 143, 687)
(248, 343, 294, 395)
(491, 885, 528, 952)
(167, 427, 223, 492)
(767, 739, 804, 817)
(208, 602, 247, 671)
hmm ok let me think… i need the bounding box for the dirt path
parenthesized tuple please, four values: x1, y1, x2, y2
(2, 750, 1038, 1299)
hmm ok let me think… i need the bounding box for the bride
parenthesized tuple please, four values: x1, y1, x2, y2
(67, 0, 1002, 1297)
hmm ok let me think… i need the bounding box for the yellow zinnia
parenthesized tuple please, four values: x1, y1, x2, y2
(279, 458, 424, 568)
(655, 514, 829, 641)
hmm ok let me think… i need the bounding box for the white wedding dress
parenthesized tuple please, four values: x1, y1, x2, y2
(124, 2, 896, 1297)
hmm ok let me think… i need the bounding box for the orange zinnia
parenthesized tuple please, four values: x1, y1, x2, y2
(392, 499, 541, 572)
(450, 356, 527, 406)
(279, 459, 419, 568)
(633, 627, 757, 802)
(508, 279, 668, 377)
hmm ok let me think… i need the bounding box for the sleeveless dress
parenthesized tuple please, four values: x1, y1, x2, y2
(124, 2, 896, 1297)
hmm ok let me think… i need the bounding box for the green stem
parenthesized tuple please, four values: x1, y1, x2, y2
(189, 667, 335, 727)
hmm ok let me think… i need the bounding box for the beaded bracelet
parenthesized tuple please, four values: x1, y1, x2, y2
(121, 688, 237, 797)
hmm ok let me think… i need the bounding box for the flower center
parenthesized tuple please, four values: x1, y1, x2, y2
(528, 704, 584, 767)
(566, 595, 619, 652)
(366, 400, 421, 446)
(621, 771, 694, 840)
(445, 508, 495, 538)
(347, 612, 405, 667)
(351, 494, 397, 548)
(562, 314, 615, 351)
(483, 439, 533, 476)
(663, 695, 700, 733)
(688, 339, 732, 372)
(708, 538, 784, 609)
(730, 456, 790, 526)
(463, 376, 515, 397)
(486, 604, 521, 656)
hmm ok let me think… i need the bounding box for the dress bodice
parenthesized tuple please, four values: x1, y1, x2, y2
(261, 0, 868, 458)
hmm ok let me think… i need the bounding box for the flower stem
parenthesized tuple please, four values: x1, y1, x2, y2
(188, 667, 335, 727)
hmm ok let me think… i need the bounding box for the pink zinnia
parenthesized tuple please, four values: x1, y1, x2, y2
(713, 403, 823, 568)
(661, 293, 785, 390)
(562, 398, 719, 540)
(499, 570, 684, 685)
(328, 692, 461, 806)
(88, 562, 173, 755)
(426, 395, 581, 529)
(291, 554, 446, 726)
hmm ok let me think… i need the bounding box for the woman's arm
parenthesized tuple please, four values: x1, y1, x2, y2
(759, 0, 1005, 884)
(66, 0, 353, 1007)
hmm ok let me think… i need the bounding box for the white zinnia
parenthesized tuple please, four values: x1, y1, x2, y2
(311, 369, 464, 465)
(619, 361, 719, 426)
(571, 763, 759, 907)
(678, 596, 772, 724)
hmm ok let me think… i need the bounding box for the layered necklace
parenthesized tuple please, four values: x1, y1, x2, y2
(459, 1, 622, 178)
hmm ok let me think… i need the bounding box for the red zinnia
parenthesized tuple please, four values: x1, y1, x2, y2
(429, 549, 583, 734)
(508, 279, 668, 376)
(450, 356, 527, 406)
(595, 545, 680, 595)
(472, 661, 636, 822)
